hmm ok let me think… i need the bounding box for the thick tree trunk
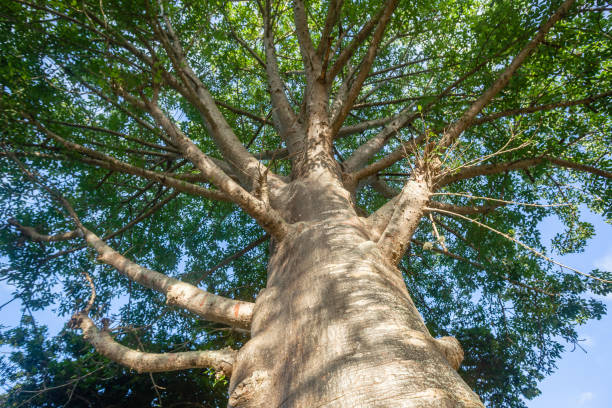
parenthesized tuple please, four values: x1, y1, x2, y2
(228, 177, 483, 407)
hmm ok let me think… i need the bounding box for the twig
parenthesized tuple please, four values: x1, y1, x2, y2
(425, 207, 612, 284)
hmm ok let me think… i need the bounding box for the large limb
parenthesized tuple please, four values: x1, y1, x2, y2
(143, 101, 289, 240)
(293, 0, 321, 83)
(70, 313, 236, 376)
(151, 14, 273, 187)
(261, 1, 303, 154)
(377, 173, 430, 264)
(81, 225, 254, 330)
(7, 154, 256, 330)
(8, 216, 255, 330)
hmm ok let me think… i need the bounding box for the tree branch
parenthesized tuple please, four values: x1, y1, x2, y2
(8, 219, 79, 242)
(330, 0, 399, 136)
(21, 115, 229, 202)
(377, 173, 429, 264)
(327, 3, 389, 83)
(437, 156, 612, 186)
(151, 15, 269, 185)
(81, 225, 254, 329)
(293, 0, 321, 83)
(144, 102, 289, 240)
(425, 200, 504, 216)
(471, 91, 612, 126)
(70, 313, 236, 376)
(435, 0, 577, 152)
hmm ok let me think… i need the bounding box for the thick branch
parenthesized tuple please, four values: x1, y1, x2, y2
(145, 103, 289, 240)
(6, 152, 254, 330)
(81, 226, 254, 329)
(8, 219, 79, 242)
(293, 0, 321, 82)
(336, 116, 393, 138)
(377, 173, 429, 264)
(152, 18, 268, 185)
(327, 3, 388, 83)
(262, 4, 302, 153)
(317, 0, 344, 68)
(71, 313, 236, 376)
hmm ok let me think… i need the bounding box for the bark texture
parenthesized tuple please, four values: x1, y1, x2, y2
(228, 179, 483, 408)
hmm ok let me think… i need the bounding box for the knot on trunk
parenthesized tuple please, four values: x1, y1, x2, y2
(434, 336, 464, 370)
(228, 370, 270, 407)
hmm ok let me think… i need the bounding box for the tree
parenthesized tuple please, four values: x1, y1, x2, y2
(0, 0, 610, 406)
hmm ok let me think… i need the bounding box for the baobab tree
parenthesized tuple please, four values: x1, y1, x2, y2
(1, 0, 611, 407)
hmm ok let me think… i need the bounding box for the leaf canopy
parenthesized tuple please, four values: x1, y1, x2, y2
(0, 0, 611, 407)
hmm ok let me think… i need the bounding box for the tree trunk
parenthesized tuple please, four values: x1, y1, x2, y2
(228, 176, 484, 407)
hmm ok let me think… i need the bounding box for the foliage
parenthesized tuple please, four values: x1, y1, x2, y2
(0, 0, 610, 407)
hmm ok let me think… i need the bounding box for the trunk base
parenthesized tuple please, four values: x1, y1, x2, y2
(229, 217, 483, 408)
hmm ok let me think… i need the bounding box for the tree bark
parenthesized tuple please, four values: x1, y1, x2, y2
(228, 178, 483, 407)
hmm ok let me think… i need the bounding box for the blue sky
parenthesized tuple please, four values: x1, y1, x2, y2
(1, 210, 611, 405)
(527, 210, 612, 408)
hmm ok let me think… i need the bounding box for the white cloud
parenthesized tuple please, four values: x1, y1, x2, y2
(578, 391, 594, 406)
(594, 253, 612, 272)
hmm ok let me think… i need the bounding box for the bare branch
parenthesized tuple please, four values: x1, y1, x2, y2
(151, 16, 270, 184)
(70, 313, 236, 376)
(5, 149, 256, 328)
(336, 116, 393, 139)
(214, 99, 274, 126)
(346, 35, 528, 178)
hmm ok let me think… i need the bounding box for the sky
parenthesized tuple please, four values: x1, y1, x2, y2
(527, 210, 612, 408)
(1, 209, 611, 406)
